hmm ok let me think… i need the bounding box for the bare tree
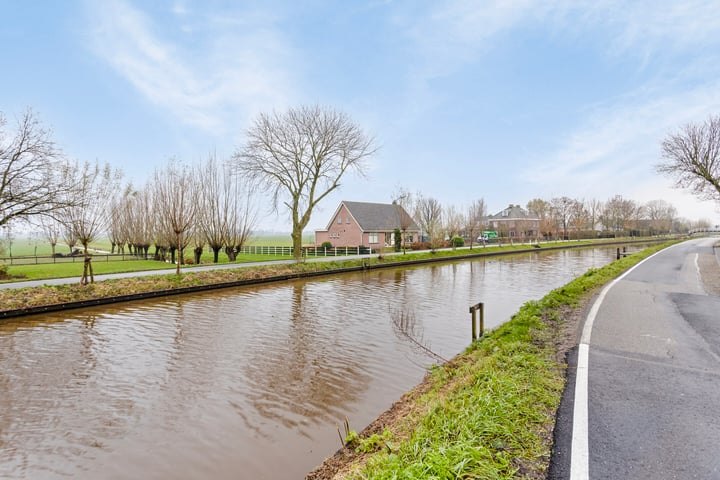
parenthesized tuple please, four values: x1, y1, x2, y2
(0, 109, 78, 227)
(39, 216, 62, 256)
(443, 204, 464, 249)
(234, 105, 375, 261)
(108, 186, 132, 254)
(465, 198, 487, 249)
(392, 186, 415, 253)
(600, 195, 637, 234)
(197, 155, 228, 263)
(152, 160, 198, 275)
(63, 161, 123, 284)
(585, 198, 603, 236)
(645, 199, 677, 235)
(658, 114, 720, 202)
(527, 198, 554, 240)
(415, 195, 443, 250)
(223, 185, 258, 262)
(196, 154, 258, 263)
(62, 223, 77, 254)
(550, 196, 576, 240)
(569, 199, 589, 239)
(630, 203, 646, 236)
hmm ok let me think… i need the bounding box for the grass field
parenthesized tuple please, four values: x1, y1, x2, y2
(0, 232, 321, 283)
(0, 232, 316, 277)
(1, 253, 294, 282)
(1, 233, 316, 258)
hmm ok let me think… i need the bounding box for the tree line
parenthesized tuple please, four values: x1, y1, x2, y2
(392, 191, 702, 251)
(2, 106, 719, 282)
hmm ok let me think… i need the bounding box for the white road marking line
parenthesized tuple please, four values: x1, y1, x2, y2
(570, 245, 679, 479)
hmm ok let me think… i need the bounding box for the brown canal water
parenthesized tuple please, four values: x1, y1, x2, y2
(0, 247, 619, 479)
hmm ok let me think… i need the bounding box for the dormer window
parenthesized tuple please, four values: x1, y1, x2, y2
(337, 217, 342, 224)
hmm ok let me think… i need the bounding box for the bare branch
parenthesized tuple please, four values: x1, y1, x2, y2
(233, 105, 375, 260)
(658, 114, 720, 203)
(0, 109, 79, 227)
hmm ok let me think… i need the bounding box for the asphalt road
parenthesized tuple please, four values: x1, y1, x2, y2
(551, 238, 720, 479)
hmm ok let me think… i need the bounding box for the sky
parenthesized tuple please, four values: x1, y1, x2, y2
(2, 0, 720, 232)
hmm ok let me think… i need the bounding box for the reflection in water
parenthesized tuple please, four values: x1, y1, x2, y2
(243, 282, 371, 434)
(391, 307, 446, 364)
(0, 248, 619, 479)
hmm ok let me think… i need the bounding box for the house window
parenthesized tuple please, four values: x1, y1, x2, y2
(368, 233, 378, 244)
(337, 217, 342, 224)
(346, 217, 350, 224)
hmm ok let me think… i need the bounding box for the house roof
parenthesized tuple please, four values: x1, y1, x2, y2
(332, 201, 420, 232)
(487, 204, 539, 221)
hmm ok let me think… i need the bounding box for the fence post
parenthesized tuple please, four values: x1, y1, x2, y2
(469, 302, 485, 341)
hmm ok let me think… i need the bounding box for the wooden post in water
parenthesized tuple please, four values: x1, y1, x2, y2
(469, 302, 485, 341)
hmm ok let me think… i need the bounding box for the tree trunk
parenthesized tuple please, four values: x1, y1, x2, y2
(176, 232, 183, 275)
(194, 246, 202, 265)
(225, 246, 237, 262)
(80, 243, 93, 285)
(291, 228, 303, 262)
(212, 246, 221, 263)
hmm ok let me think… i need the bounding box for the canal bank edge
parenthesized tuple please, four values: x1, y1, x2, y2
(305, 241, 705, 479)
(0, 239, 667, 320)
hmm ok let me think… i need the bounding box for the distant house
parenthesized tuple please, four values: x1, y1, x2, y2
(486, 204, 540, 238)
(315, 201, 420, 247)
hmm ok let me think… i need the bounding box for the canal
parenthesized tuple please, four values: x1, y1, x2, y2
(0, 247, 620, 479)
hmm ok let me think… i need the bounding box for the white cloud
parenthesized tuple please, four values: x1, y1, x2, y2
(523, 77, 720, 221)
(397, 0, 720, 105)
(84, 0, 298, 133)
(393, 0, 720, 221)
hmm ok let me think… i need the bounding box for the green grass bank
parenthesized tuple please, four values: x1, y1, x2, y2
(306, 241, 674, 479)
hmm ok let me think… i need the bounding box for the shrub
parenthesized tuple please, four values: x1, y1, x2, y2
(320, 241, 333, 249)
(451, 236, 464, 248)
(409, 241, 432, 250)
(393, 228, 401, 252)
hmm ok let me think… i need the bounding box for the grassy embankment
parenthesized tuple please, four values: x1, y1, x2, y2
(308, 241, 673, 479)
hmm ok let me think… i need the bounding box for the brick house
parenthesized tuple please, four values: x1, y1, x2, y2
(486, 204, 540, 238)
(315, 201, 420, 248)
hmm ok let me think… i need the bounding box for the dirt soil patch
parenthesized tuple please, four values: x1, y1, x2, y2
(0, 273, 26, 281)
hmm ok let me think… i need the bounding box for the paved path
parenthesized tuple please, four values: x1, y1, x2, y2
(551, 238, 720, 479)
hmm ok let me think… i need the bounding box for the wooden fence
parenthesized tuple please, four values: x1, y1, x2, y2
(1, 246, 375, 266)
(238, 245, 373, 257)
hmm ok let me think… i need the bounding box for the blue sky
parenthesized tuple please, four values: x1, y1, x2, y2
(3, 0, 720, 231)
